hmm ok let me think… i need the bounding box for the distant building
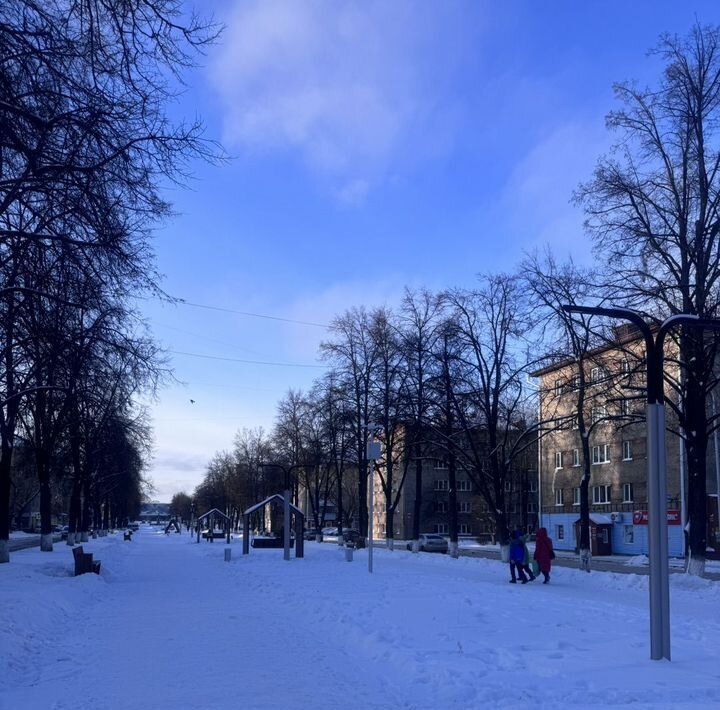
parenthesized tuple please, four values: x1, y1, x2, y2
(139, 502, 171, 523)
(372, 432, 538, 542)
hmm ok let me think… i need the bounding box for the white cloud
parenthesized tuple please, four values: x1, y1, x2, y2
(211, 0, 467, 198)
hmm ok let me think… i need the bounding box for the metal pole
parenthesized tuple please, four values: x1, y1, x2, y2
(283, 486, 291, 562)
(646, 403, 664, 660)
(368, 462, 374, 574)
(712, 392, 720, 550)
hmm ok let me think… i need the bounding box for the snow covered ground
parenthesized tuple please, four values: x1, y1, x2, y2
(2, 529, 719, 709)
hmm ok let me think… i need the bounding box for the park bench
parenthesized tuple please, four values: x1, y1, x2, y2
(123, 531, 133, 541)
(73, 546, 101, 576)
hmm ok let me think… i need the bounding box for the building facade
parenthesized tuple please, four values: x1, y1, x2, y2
(532, 333, 693, 557)
(372, 442, 538, 543)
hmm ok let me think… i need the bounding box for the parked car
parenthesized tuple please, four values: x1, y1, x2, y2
(128, 522, 139, 531)
(321, 527, 339, 537)
(59, 525, 69, 540)
(304, 529, 322, 541)
(406, 534, 448, 553)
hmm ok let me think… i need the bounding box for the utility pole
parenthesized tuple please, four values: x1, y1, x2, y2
(563, 305, 718, 661)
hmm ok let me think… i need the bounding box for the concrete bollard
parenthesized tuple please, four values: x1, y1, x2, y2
(345, 546, 353, 562)
(224, 547, 231, 563)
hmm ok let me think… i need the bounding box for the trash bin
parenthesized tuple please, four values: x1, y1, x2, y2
(224, 547, 232, 562)
(345, 545, 354, 562)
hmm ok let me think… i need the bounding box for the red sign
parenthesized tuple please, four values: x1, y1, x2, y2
(632, 510, 681, 525)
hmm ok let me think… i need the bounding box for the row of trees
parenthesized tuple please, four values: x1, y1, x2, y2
(189, 24, 720, 576)
(0, 1, 218, 562)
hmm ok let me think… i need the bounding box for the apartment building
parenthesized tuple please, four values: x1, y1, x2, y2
(531, 331, 689, 556)
(371, 437, 538, 542)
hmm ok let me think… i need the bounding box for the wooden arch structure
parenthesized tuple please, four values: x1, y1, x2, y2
(242, 494, 304, 558)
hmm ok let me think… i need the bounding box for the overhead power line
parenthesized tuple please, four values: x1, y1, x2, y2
(141, 294, 330, 329)
(169, 350, 327, 369)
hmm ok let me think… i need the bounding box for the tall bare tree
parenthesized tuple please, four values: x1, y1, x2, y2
(577, 23, 720, 575)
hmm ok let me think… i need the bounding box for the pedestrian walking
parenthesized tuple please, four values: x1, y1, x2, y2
(534, 527, 554, 584)
(508, 530, 528, 584)
(519, 530, 536, 581)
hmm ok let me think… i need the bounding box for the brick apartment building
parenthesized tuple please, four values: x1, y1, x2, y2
(532, 329, 720, 558)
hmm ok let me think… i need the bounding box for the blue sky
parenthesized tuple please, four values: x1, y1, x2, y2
(141, 0, 720, 500)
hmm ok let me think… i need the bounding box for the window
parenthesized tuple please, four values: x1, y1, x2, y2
(527, 502, 538, 513)
(590, 366, 603, 383)
(591, 406, 607, 424)
(620, 399, 631, 416)
(623, 525, 634, 544)
(571, 414, 579, 430)
(554, 379, 563, 396)
(620, 358, 631, 375)
(504, 480, 511, 492)
(433, 459, 448, 470)
(434, 523, 448, 534)
(555, 488, 564, 506)
(435, 501, 447, 514)
(555, 451, 563, 469)
(459, 523, 471, 535)
(434, 480, 449, 491)
(458, 501, 472, 514)
(622, 483, 634, 503)
(572, 375, 581, 390)
(622, 440, 632, 461)
(592, 485, 611, 505)
(573, 487, 581, 506)
(592, 444, 610, 464)
(572, 449, 580, 467)
(457, 480, 471, 492)
(556, 524, 565, 541)
(529, 480, 538, 493)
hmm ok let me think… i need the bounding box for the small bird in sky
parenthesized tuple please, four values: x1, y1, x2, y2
(190, 399, 196, 404)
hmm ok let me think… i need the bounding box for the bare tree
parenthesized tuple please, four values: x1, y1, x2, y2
(398, 289, 444, 553)
(576, 23, 720, 575)
(444, 275, 538, 554)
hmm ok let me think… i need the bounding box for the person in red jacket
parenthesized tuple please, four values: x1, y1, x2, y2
(534, 527, 554, 584)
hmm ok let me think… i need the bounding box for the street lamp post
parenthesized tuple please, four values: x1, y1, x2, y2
(367, 438, 382, 574)
(562, 305, 720, 661)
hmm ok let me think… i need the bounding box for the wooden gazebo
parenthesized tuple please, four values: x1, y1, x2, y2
(242, 494, 304, 558)
(196, 508, 231, 544)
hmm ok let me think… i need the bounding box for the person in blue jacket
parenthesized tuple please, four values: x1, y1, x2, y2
(509, 529, 529, 583)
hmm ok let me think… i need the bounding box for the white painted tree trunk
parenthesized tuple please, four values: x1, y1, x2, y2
(411, 539, 420, 553)
(500, 544, 510, 563)
(80, 531, 89, 542)
(91, 531, 97, 539)
(386, 538, 394, 551)
(579, 547, 592, 572)
(66, 532, 75, 546)
(315, 534, 322, 543)
(40, 533, 53, 551)
(687, 554, 705, 577)
(448, 540, 459, 559)
(0, 540, 9, 563)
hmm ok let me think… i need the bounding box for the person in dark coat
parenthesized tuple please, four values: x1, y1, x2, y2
(508, 530, 528, 583)
(534, 527, 554, 584)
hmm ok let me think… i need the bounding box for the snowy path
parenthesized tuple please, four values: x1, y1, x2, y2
(2, 529, 720, 709)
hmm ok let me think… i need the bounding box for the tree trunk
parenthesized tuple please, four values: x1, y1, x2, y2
(0, 446, 11, 563)
(411, 446, 422, 553)
(579, 454, 591, 572)
(39, 478, 53, 552)
(448, 453, 459, 559)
